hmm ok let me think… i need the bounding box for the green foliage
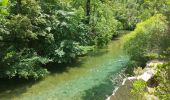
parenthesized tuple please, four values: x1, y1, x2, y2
(0, 0, 169, 80)
(155, 62, 170, 99)
(112, 0, 141, 30)
(91, 1, 121, 47)
(1, 0, 123, 79)
(124, 14, 169, 64)
(0, 0, 93, 79)
(131, 80, 146, 100)
(86, 0, 122, 47)
(0, 0, 8, 15)
(122, 1, 170, 99)
(0, 48, 49, 79)
(112, 0, 170, 30)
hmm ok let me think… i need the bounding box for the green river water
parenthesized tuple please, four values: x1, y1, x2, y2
(0, 34, 129, 100)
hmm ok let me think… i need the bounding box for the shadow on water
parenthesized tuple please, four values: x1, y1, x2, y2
(80, 78, 115, 100)
(46, 49, 109, 74)
(0, 48, 109, 99)
(0, 62, 85, 99)
(88, 49, 109, 58)
(0, 78, 42, 99)
(0, 60, 85, 99)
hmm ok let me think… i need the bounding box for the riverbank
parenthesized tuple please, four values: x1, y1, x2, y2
(106, 60, 164, 100)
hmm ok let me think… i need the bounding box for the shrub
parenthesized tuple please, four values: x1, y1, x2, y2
(124, 14, 169, 64)
(131, 80, 146, 100)
(155, 62, 170, 99)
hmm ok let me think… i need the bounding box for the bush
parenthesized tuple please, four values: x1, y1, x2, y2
(155, 62, 170, 99)
(124, 14, 169, 64)
(131, 80, 146, 100)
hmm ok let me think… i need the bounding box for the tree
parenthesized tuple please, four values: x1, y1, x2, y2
(85, 0, 90, 24)
(0, 0, 93, 79)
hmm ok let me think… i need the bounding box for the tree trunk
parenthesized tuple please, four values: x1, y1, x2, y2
(16, 0, 21, 14)
(86, 0, 90, 24)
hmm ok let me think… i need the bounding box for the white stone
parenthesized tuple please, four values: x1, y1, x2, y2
(106, 60, 163, 100)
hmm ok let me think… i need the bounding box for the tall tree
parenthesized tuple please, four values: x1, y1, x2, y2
(86, 0, 90, 24)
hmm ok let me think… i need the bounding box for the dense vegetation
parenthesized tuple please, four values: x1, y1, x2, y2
(125, 14, 169, 65)
(0, 0, 170, 99)
(0, 0, 154, 79)
(0, 0, 132, 79)
(125, 0, 170, 99)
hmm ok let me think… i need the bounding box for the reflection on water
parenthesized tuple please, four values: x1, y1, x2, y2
(0, 34, 129, 100)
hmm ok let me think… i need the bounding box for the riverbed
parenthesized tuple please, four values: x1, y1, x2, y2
(0, 34, 129, 100)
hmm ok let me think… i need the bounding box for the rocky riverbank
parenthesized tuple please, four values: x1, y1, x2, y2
(106, 60, 164, 100)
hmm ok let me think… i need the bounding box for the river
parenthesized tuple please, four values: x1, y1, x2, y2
(0, 34, 129, 100)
